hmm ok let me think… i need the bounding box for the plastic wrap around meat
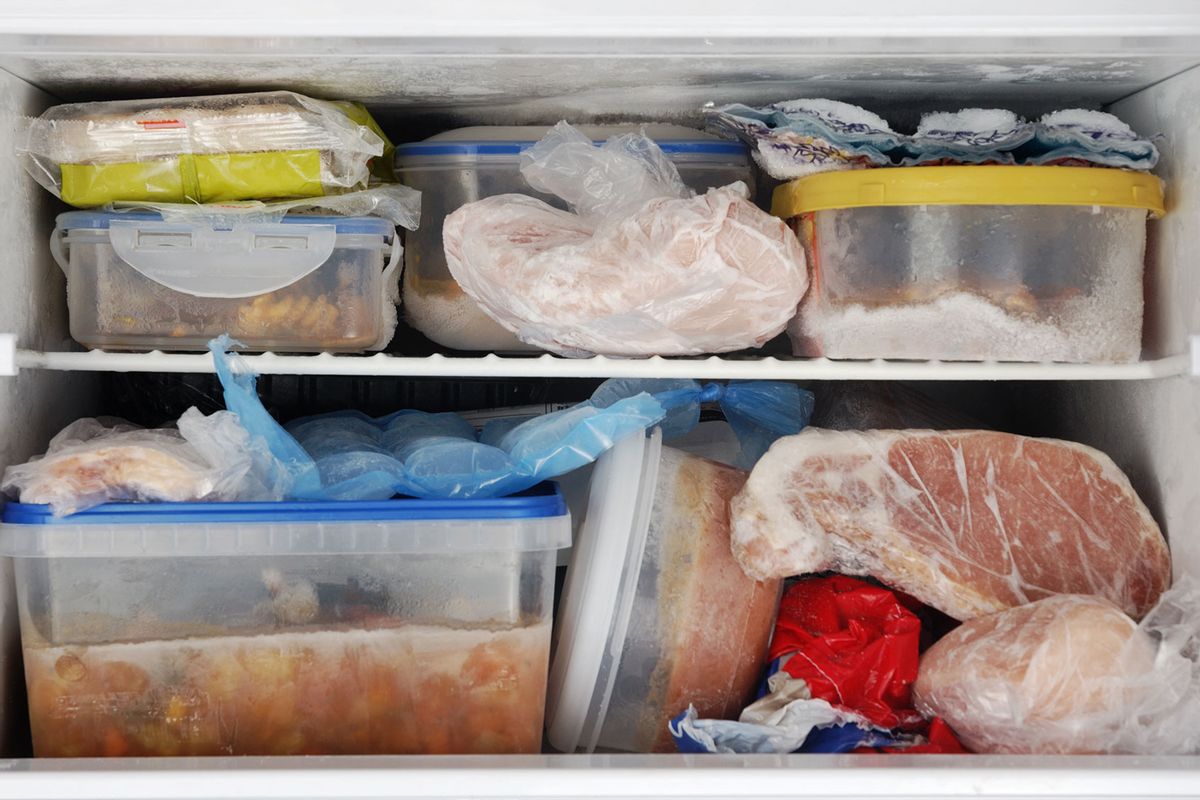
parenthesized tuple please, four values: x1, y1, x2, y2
(729, 429, 1170, 621)
(914, 586, 1200, 755)
(1, 412, 282, 516)
(443, 122, 807, 357)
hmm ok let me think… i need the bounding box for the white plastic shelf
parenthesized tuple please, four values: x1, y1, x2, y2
(3, 753, 1200, 800)
(10, 349, 1192, 381)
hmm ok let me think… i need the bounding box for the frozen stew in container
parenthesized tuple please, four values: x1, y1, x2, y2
(773, 165, 1165, 363)
(396, 125, 755, 351)
(546, 429, 780, 753)
(1, 486, 570, 757)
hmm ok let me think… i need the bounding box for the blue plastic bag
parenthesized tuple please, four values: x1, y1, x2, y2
(209, 340, 812, 501)
(590, 378, 813, 469)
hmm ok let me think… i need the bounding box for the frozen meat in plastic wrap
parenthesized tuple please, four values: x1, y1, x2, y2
(915, 581, 1200, 754)
(18, 91, 389, 207)
(443, 122, 807, 357)
(1, 410, 281, 516)
(729, 428, 1171, 620)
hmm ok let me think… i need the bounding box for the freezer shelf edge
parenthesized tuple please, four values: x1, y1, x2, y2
(9, 348, 1193, 381)
(0, 754, 1199, 800)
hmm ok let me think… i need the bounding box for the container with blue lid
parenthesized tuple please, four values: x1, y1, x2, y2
(52, 210, 401, 354)
(396, 124, 754, 352)
(4, 485, 570, 756)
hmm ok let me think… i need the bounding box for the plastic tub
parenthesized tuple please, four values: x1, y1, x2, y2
(545, 430, 779, 754)
(396, 125, 754, 352)
(772, 166, 1165, 363)
(52, 211, 400, 353)
(1, 486, 570, 757)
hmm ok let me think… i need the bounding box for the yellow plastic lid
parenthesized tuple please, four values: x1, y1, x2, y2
(771, 165, 1166, 218)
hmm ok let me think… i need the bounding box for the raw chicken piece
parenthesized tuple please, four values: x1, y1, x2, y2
(913, 595, 1157, 754)
(729, 428, 1170, 620)
(9, 443, 217, 513)
(443, 184, 807, 357)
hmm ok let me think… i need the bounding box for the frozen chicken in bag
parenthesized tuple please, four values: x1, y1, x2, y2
(443, 122, 808, 357)
(915, 581, 1200, 754)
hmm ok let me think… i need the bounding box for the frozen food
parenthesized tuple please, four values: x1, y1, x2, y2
(19, 91, 389, 207)
(638, 448, 780, 752)
(25, 620, 551, 757)
(443, 122, 807, 357)
(707, 101, 1158, 180)
(1, 411, 280, 516)
(729, 429, 1170, 620)
(914, 595, 1154, 754)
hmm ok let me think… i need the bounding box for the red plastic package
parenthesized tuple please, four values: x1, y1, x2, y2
(769, 575, 924, 729)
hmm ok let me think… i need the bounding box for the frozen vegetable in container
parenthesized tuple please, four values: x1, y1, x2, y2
(52, 211, 400, 353)
(1, 485, 570, 757)
(545, 429, 779, 754)
(395, 125, 754, 351)
(772, 165, 1165, 363)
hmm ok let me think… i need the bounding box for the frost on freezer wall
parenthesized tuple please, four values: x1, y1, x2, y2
(1031, 63, 1200, 583)
(0, 67, 99, 757)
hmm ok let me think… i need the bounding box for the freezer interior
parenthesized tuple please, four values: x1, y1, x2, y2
(0, 23, 1199, 796)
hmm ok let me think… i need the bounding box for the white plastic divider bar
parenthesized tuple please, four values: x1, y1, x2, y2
(11, 348, 1193, 381)
(3, 754, 1200, 800)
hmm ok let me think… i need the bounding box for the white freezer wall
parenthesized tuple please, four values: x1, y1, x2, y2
(0, 68, 98, 758)
(1025, 63, 1200, 583)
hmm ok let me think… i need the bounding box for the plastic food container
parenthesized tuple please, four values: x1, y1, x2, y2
(52, 211, 400, 353)
(772, 166, 1166, 363)
(545, 430, 779, 754)
(396, 125, 754, 352)
(1, 486, 570, 757)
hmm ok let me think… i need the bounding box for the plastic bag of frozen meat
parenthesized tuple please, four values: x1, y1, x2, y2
(1, 411, 287, 516)
(443, 121, 809, 357)
(915, 578, 1200, 755)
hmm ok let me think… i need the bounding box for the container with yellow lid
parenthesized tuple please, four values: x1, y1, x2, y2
(772, 166, 1165, 363)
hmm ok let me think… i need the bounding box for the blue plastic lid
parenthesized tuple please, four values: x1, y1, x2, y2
(57, 211, 394, 237)
(2, 483, 567, 526)
(397, 139, 747, 160)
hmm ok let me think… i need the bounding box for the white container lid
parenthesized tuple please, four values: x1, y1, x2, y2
(545, 428, 663, 753)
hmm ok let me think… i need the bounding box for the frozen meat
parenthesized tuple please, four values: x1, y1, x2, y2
(729, 428, 1170, 620)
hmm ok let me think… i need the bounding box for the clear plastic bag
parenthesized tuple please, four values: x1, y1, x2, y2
(0, 409, 283, 516)
(443, 122, 808, 357)
(914, 580, 1200, 754)
(18, 91, 388, 207)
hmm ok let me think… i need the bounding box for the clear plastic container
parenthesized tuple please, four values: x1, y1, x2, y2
(52, 211, 400, 353)
(772, 166, 1166, 363)
(396, 125, 754, 352)
(545, 430, 780, 754)
(1, 486, 570, 757)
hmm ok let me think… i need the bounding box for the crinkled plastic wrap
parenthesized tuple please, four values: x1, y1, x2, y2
(19, 91, 388, 207)
(0, 411, 284, 516)
(443, 122, 807, 357)
(706, 101, 1159, 179)
(915, 581, 1200, 754)
(729, 428, 1171, 621)
(107, 183, 422, 230)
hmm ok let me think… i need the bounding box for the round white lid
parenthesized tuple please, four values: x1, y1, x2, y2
(545, 427, 663, 753)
